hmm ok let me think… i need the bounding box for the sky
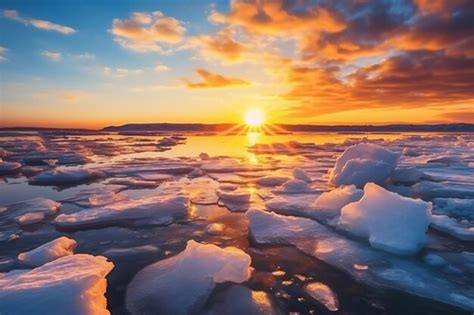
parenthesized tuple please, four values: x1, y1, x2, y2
(0, 0, 473, 129)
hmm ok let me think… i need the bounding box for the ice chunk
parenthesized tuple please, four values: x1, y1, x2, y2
(340, 183, 432, 255)
(206, 223, 225, 235)
(216, 184, 251, 203)
(102, 245, 159, 260)
(304, 282, 339, 312)
(390, 167, 424, 184)
(433, 198, 474, 220)
(266, 194, 319, 218)
(108, 178, 158, 188)
(412, 181, 474, 198)
(0, 160, 22, 175)
(18, 237, 77, 267)
(256, 175, 290, 187)
(313, 185, 363, 217)
(293, 168, 312, 183)
(422, 254, 446, 267)
(276, 179, 312, 194)
(430, 215, 474, 241)
(29, 168, 104, 186)
(329, 143, 399, 188)
(15, 212, 45, 225)
(126, 240, 251, 315)
(6, 197, 61, 216)
(158, 137, 178, 147)
(188, 167, 205, 178)
(246, 209, 474, 311)
(0, 254, 114, 315)
(55, 192, 189, 228)
(205, 285, 277, 315)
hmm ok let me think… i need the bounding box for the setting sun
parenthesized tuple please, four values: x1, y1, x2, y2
(244, 109, 265, 127)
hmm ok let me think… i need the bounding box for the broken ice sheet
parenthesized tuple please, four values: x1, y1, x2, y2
(246, 209, 474, 311)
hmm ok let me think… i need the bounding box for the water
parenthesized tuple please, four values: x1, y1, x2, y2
(1, 131, 473, 314)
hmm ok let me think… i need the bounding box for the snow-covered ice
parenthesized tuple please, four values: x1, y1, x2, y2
(55, 192, 189, 228)
(292, 167, 312, 183)
(329, 143, 399, 188)
(430, 215, 474, 241)
(126, 240, 251, 315)
(304, 282, 339, 312)
(275, 179, 312, 194)
(29, 168, 104, 185)
(0, 254, 114, 315)
(340, 183, 432, 255)
(15, 212, 45, 225)
(313, 185, 363, 217)
(18, 236, 77, 267)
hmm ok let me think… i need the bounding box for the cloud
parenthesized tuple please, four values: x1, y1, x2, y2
(189, 28, 249, 63)
(154, 63, 170, 72)
(438, 110, 474, 123)
(0, 46, 8, 62)
(2, 9, 75, 34)
(41, 50, 62, 61)
(69, 52, 95, 60)
(111, 11, 185, 53)
(103, 67, 144, 78)
(184, 69, 250, 89)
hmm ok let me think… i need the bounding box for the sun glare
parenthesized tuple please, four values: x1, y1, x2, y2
(244, 109, 265, 127)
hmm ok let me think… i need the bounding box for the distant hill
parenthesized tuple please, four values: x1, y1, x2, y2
(1, 123, 473, 133)
(102, 123, 474, 133)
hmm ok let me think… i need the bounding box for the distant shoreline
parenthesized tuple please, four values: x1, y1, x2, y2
(1, 123, 473, 133)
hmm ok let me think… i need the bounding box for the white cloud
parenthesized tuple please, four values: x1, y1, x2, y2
(154, 63, 170, 72)
(0, 46, 8, 62)
(103, 67, 144, 78)
(2, 10, 75, 34)
(41, 50, 62, 61)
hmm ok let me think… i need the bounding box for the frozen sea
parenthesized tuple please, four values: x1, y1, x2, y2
(0, 130, 473, 314)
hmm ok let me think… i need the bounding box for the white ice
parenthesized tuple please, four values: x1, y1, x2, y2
(125, 240, 251, 315)
(55, 192, 189, 228)
(29, 168, 104, 185)
(216, 184, 252, 203)
(431, 215, 474, 241)
(275, 179, 312, 194)
(0, 254, 114, 315)
(7, 197, 61, 216)
(246, 209, 474, 311)
(292, 168, 312, 183)
(17, 236, 77, 267)
(433, 198, 474, 220)
(15, 212, 45, 225)
(313, 185, 363, 217)
(304, 282, 339, 312)
(329, 143, 399, 188)
(340, 183, 432, 255)
(204, 285, 277, 315)
(256, 175, 290, 187)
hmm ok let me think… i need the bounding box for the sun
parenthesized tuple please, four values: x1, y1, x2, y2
(244, 109, 265, 127)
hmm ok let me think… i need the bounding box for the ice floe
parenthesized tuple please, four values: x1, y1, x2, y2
(275, 179, 312, 194)
(55, 192, 189, 228)
(246, 209, 474, 311)
(329, 143, 400, 188)
(0, 254, 114, 315)
(313, 185, 363, 217)
(340, 183, 432, 255)
(216, 184, 252, 204)
(430, 215, 474, 241)
(17, 236, 77, 267)
(292, 168, 312, 183)
(0, 160, 22, 175)
(29, 168, 105, 186)
(204, 285, 277, 315)
(125, 240, 251, 315)
(304, 282, 339, 312)
(256, 175, 290, 187)
(15, 212, 45, 225)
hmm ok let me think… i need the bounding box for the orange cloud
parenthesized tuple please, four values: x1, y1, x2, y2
(111, 11, 185, 53)
(184, 69, 250, 89)
(2, 10, 75, 34)
(209, 1, 345, 36)
(189, 28, 249, 63)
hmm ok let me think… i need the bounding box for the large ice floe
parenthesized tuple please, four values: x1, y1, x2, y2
(246, 209, 474, 311)
(328, 143, 400, 188)
(430, 215, 474, 241)
(55, 191, 189, 228)
(340, 183, 432, 255)
(313, 185, 363, 217)
(126, 240, 252, 315)
(0, 254, 114, 315)
(17, 236, 77, 267)
(29, 168, 105, 186)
